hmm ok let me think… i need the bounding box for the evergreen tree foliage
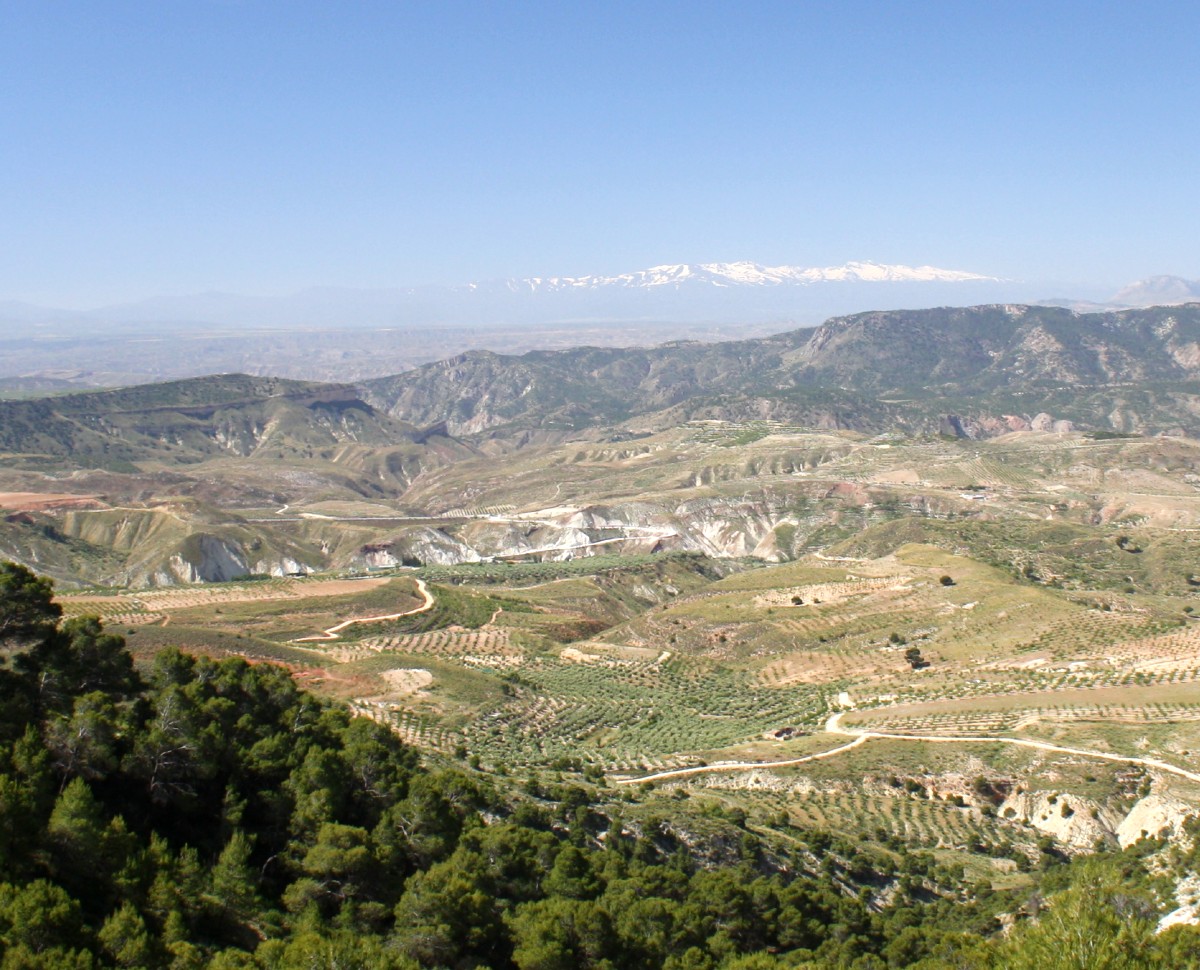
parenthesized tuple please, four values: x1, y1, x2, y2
(0, 561, 1197, 967)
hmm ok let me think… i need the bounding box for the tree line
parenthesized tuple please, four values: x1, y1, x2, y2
(0, 561, 1196, 968)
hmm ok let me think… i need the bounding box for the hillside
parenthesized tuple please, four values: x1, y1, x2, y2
(8, 305, 1200, 587)
(0, 374, 441, 468)
(0, 376, 478, 586)
(362, 303, 1200, 437)
(795, 303, 1200, 390)
(6, 309, 1200, 963)
(6, 565, 1199, 967)
(360, 331, 807, 435)
(10, 303, 1200, 461)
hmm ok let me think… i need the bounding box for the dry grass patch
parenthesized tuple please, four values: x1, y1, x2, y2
(378, 668, 433, 697)
(0, 491, 103, 511)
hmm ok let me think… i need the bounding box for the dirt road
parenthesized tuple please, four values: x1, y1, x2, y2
(620, 706, 1200, 786)
(294, 578, 434, 642)
(824, 711, 1200, 785)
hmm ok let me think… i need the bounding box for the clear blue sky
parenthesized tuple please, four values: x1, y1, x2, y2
(3, 0, 1197, 305)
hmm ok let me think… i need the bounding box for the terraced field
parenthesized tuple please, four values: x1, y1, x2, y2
(59, 575, 393, 618)
(39, 425, 1200, 869)
(737, 788, 1020, 850)
(57, 528, 1200, 797)
(458, 651, 827, 770)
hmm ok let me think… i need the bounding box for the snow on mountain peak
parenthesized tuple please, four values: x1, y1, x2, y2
(492, 261, 996, 293)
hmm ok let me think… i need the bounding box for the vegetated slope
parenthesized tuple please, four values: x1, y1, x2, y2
(10, 305, 1200, 588)
(362, 303, 1200, 437)
(0, 373, 452, 468)
(0, 375, 485, 586)
(4, 561, 1200, 968)
(793, 303, 1200, 389)
(360, 332, 809, 435)
(0, 492, 343, 588)
(824, 517, 1200, 595)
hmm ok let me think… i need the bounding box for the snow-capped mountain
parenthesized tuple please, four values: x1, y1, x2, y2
(433, 259, 1026, 328)
(487, 260, 997, 294)
(3, 260, 1031, 335)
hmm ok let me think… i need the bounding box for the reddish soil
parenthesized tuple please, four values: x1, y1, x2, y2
(0, 492, 105, 512)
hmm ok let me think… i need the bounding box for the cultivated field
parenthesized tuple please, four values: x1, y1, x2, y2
(34, 425, 1200, 869)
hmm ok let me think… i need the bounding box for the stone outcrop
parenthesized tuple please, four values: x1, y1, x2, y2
(1116, 793, 1195, 848)
(995, 789, 1197, 853)
(998, 790, 1119, 850)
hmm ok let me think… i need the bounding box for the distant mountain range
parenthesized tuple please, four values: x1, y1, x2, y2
(476, 260, 998, 292)
(8, 300, 1200, 585)
(3, 264, 1197, 390)
(0, 261, 1035, 334)
(6, 264, 1198, 339)
(9, 302, 1200, 462)
(1109, 275, 1200, 307)
(1039, 275, 1200, 313)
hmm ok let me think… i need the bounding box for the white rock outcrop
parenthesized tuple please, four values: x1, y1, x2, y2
(998, 791, 1119, 850)
(1116, 794, 1194, 848)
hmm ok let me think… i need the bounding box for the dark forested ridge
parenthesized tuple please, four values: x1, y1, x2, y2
(0, 561, 1198, 968)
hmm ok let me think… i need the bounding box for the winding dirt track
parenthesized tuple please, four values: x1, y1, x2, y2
(293, 578, 434, 642)
(614, 735, 872, 785)
(618, 709, 1200, 786)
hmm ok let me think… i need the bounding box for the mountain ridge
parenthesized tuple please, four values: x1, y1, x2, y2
(8, 302, 1200, 448)
(361, 302, 1200, 437)
(1110, 274, 1200, 307)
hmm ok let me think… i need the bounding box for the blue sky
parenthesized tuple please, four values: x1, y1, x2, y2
(3, 0, 1198, 305)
